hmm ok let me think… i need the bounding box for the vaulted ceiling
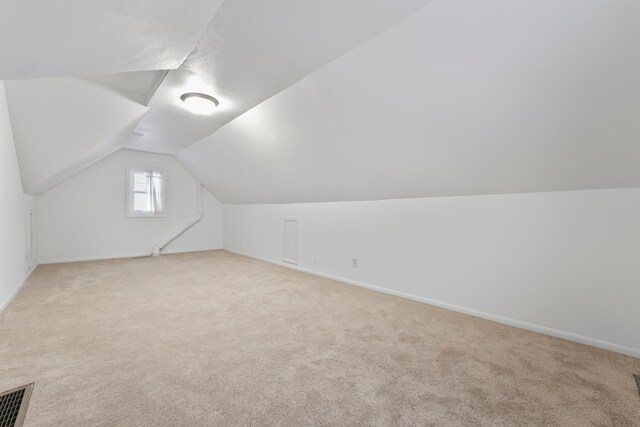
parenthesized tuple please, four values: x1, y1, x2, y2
(0, 1, 225, 79)
(179, 0, 640, 203)
(2, 0, 639, 203)
(123, 0, 434, 154)
(5, 78, 148, 194)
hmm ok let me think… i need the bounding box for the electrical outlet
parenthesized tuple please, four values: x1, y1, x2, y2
(352, 258, 358, 268)
(239, 238, 244, 249)
(313, 256, 318, 265)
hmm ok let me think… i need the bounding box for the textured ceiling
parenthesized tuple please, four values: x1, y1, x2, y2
(124, 0, 434, 154)
(6, 0, 434, 193)
(5, 0, 640, 203)
(178, 0, 640, 203)
(0, 0, 224, 80)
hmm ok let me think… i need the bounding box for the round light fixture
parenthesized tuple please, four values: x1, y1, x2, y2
(180, 92, 219, 115)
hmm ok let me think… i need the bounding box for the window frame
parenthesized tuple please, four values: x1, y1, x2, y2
(125, 166, 167, 218)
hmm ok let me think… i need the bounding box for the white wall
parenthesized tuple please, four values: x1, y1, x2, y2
(0, 81, 35, 311)
(37, 149, 222, 263)
(223, 188, 640, 357)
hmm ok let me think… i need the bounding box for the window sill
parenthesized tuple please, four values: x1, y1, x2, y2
(125, 213, 167, 218)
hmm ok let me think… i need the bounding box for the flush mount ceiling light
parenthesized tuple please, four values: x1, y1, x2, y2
(180, 92, 219, 115)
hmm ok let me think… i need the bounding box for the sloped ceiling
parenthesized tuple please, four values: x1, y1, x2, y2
(177, 0, 640, 203)
(4, 0, 434, 193)
(0, 0, 224, 79)
(2, 0, 225, 195)
(4, 0, 640, 203)
(124, 0, 434, 154)
(6, 78, 148, 194)
(81, 71, 168, 106)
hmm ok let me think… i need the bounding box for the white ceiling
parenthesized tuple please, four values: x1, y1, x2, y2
(4, 0, 640, 203)
(124, 0, 434, 153)
(178, 0, 640, 203)
(5, 0, 434, 192)
(6, 78, 148, 194)
(0, 0, 224, 80)
(81, 71, 168, 106)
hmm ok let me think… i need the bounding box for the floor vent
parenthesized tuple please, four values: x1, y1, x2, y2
(0, 383, 33, 427)
(635, 375, 640, 396)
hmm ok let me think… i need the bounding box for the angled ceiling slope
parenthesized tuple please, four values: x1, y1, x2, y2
(6, 78, 149, 194)
(178, 0, 640, 204)
(126, 0, 434, 154)
(0, 0, 224, 80)
(81, 70, 169, 106)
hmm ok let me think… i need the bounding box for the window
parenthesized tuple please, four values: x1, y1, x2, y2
(126, 167, 166, 217)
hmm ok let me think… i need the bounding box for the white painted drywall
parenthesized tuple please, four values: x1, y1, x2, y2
(137, 0, 433, 153)
(0, 0, 224, 79)
(37, 149, 222, 263)
(0, 82, 35, 311)
(5, 77, 149, 194)
(223, 188, 640, 357)
(179, 0, 640, 204)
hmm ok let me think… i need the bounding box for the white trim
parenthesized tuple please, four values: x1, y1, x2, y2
(40, 252, 152, 264)
(0, 264, 39, 314)
(39, 247, 222, 265)
(224, 249, 640, 359)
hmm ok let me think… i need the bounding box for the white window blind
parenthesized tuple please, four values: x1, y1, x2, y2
(126, 167, 166, 217)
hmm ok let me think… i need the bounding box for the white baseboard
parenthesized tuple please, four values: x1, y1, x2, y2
(163, 247, 223, 256)
(39, 247, 223, 265)
(0, 264, 39, 314)
(40, 252, 151, 264)
(224, 249, 640, 359)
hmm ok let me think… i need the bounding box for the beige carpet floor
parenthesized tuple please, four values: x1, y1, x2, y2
(0, 250, 638, 426)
